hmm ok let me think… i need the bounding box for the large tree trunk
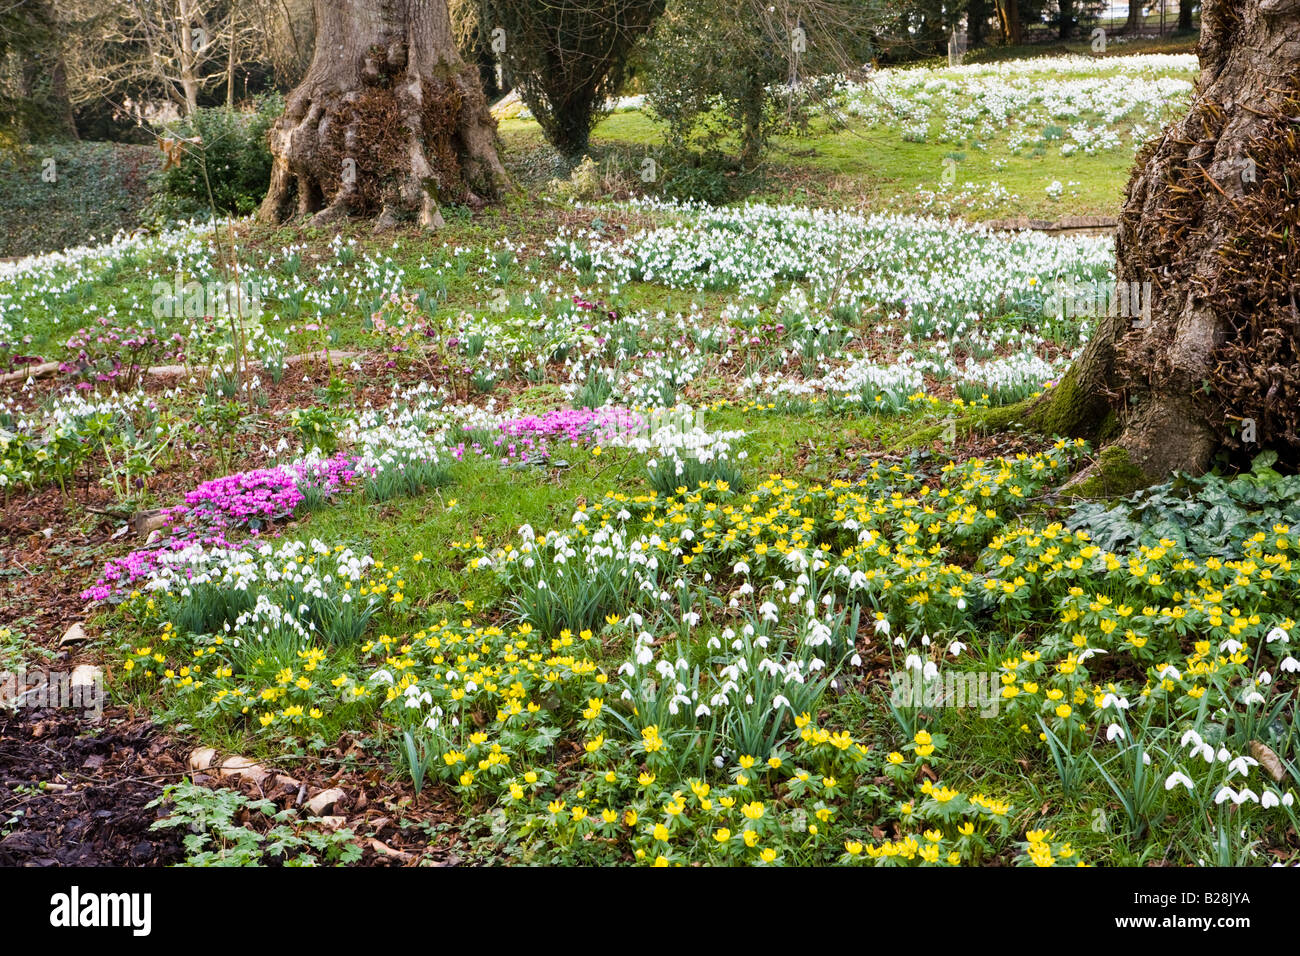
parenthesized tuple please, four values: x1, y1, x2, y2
(968, 0, 988, 46)
(1028, 0, 1300, 489)
(1125, 1, 1144, 34)
(1059, 0, 1075, 39)
(258, 0, 507, 232)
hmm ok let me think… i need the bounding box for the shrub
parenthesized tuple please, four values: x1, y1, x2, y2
(144, 96, 280, 224)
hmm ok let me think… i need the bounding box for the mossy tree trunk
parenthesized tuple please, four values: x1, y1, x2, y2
(258, 0, 508, 231)
(1027, 0, 1300, 489)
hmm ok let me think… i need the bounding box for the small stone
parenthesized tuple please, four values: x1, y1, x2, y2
(189, 747, 217, 772)
(59, 623, 87, 647)
(133, 511, 170, 538)
(306, 787, 347, 816)
(219, 756, 269, 785)
(69, 664, 101, 688)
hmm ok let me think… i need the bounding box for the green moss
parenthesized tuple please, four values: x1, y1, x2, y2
(1069, 444, 1149, 498)
(1022, 365, 1113, 440)
(886, 403, 1027, 451)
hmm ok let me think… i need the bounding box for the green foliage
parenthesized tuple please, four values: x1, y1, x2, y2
(0, 144, 159, 257)
(148, 781, 362, 866)
(645, 0, 882, 167)
(1066, 452, 1300, 558)
(145, 97, 280, 224)
(659, 149, 741, 204)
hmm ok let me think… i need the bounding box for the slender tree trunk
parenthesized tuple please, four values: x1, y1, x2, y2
(226, 18, 237, 108)
(1178, 0, 1194, 31)
(1029, 0, 1300, 488)
(177, 0, 201, 115)
(259, 0, 508, 231)
(996, 0, 1022, 45)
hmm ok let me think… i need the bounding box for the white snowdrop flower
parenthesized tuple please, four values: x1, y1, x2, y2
(947, 640, 966, 656)
(905, 653, 923, 673)
(875, 618, 891, 636)
(1261, 790, 1282, 809)
(1242, 691, 1265, 706)
(850, 653, 862, 667)
(1219, 638, 1243, 655)
(1100, 693, 1129, 710)
(772, 694, 791, 711)
(1226, 755, 1257, 779)
(1180, 729, 1203, 749)
(1266, 626, 1289, 644)
(1280, 656, 1300, 673)
(922, 661, 939, 681)
(1156, 664, 1181, 680)
(1164, 771, 1193, 791)
(1105, 723, 1125, 742)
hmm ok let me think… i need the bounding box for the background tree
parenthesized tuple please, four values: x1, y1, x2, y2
(1, 0, 85, 141)
(61, 0, 249, 118)
(476, 0, 667, 162)
(1025, 0, 1300, 488)
(994, 0, 1022, 45)
(1058, 0, 1076, 38)
(647, 0, 884, 170)
(258, 0, 507, 231)
(1124, 0, 1147, 33)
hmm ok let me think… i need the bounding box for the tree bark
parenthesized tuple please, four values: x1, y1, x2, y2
(1125, 1, 1144, 34)
(258, 0, 507, 232)
(1028, 0, 1300, 489)
(968, 0, 988, 46)
(1059, 0, 1075, 39)
(996, 0, 1022, 45)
